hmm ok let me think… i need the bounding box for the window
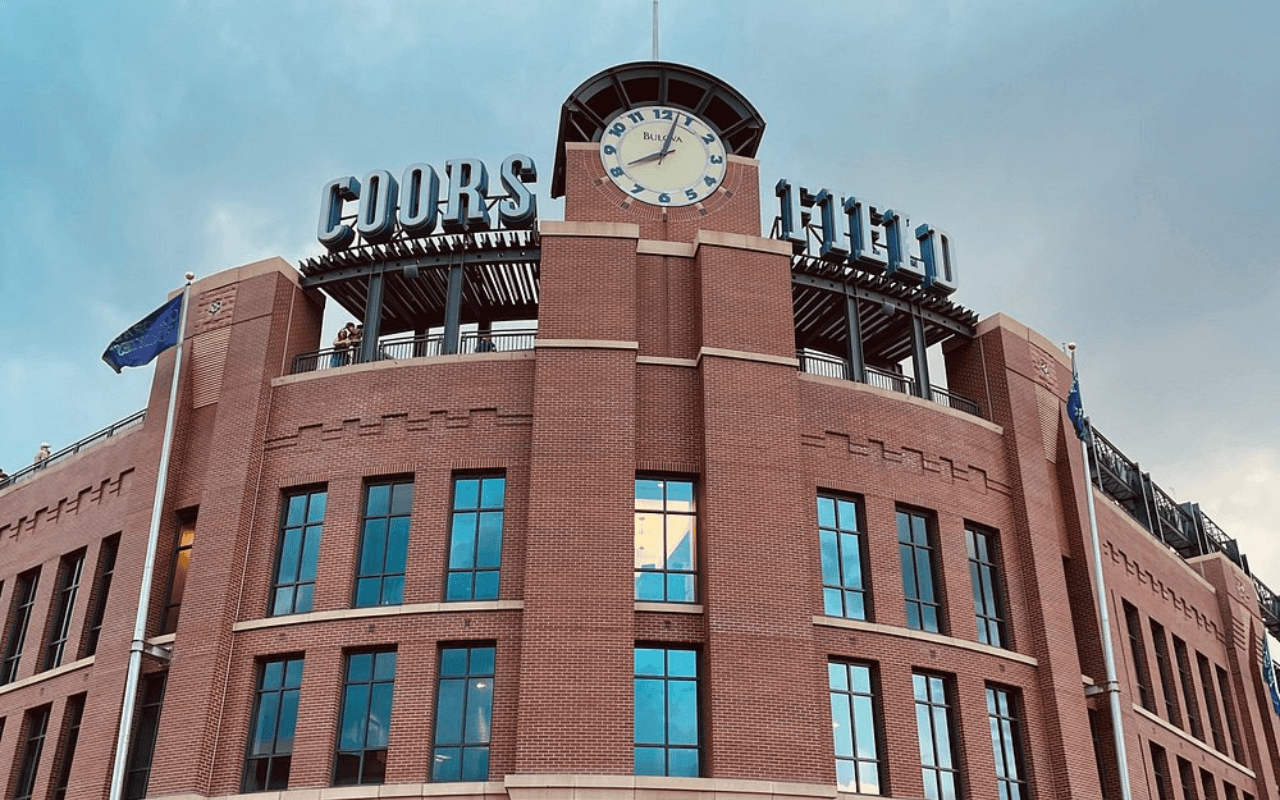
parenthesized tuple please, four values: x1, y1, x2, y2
(81, 534, 120, 658)
(44, 549, 86, 670)
(1196, 653, 1227, 753)
(243, 656, 305, 792)
(432, 645, 496, 781)
(634, 478, 697, 603)
(1224, 783, 1239, 800)
(818, 495, 868, 620)
(1123, 601, 1154, 711)
(50, 693, 86, 800)
(899, 508, 942, 633)
(446, 476, 506, 602)
(1150, 743, 1173, 800)
(124, 673, 167, 800)
(13, 704, 51, 800)
(914, 672, 960, 800)
(1173, 636, 1204, 741)
(355, 481, 413, 607)
(2, 568, 40, 684)
(986, 685, 1028, 800)
(271, 489, 326, 616)
(1150, 620, 1182, 725)
(828, 661, 882, 794)
(161, 515, 196, 634)
(1177, 756, 1199, 800)
(1200, 770, 1219, 800)
(634, 647, 699, 776)
(334, 650, 396, 785)
(1215, 666, 1245, 763)
(966, 526, 1007, 647)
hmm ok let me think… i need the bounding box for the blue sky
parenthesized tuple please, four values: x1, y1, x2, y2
(2, 0, 1277, 583)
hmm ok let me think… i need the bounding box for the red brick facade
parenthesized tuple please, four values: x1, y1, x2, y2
(1, 73, 1277, 800)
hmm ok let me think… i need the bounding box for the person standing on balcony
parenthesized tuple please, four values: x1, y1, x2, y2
(34, 442, 51, 463)
(477, 333, 496, 352)
(331, 323, 355, 367)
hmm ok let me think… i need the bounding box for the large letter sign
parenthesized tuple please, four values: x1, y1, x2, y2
(774, 179, 958, 296)
(317, 155, 538, 253)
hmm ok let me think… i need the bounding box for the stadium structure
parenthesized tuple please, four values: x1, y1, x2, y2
(1, 62, 1277, 800)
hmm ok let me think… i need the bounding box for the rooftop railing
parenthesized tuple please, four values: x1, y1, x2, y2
(797, 350, 983, 419)
(291, 329, 537, 375)
(1087, 425, 1279, 637)
(1, 410, 147, 490)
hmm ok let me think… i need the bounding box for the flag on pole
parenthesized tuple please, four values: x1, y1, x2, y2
(1066, 358, 1088, 441)
(102, 295, 183, 373)
(1264, 635, 1280, 717)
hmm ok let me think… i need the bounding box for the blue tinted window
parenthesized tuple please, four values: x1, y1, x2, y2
(829, 662, 882, 794)
(334, 650, 396, 786)
(818, 495, 868, 620)
(446, 476, 506, 602)
(354, 481, 413, 608)
(272, 489, 327, 616)
(899, 509, 942, 634)
(432, 645, 496, 782)
(243, 656, 305, 792)
(914, 673, 958, 800)
(634, 647, 699, 776)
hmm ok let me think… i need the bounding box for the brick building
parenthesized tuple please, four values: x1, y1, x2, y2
(1, 62, 1277, 800)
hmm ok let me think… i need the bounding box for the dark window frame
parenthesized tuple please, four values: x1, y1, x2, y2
(966, 525, 1008, 648)
(1173, 636, 1204, 741)
(1150, 619, 1182, 725)
(2, 567, 41, 685)
(1214, 665, 1245, 764)
(80, 534, 120, 658)
(818, 493, 870, 620)
(1150, 742, 1174, 800)
(333, 649, 397, 786)
(986, 684, 1030, 800)
(160, 514, 197, 635)
(44, 549, 86, 671)
(1177, 756, 1199, 800)
(12, 704, 51, 800)
(123, 672, 167, 800)
(431, 643, 497, 781)
(445, 474, 507, 602)
(1196, 652, 1227, 753)
(270, 487, 327, 616)
(354, 480, 414, 608)
(899, 507, 944, 634)
(50, 693, 87, 800)
(634, 645, 701, 777)
(828, 660, 884, 794)
(1123, 600, 1154, 712)
(634, 477, 698, 604)
(914, 671, 961, 800)
(243, 655, 305, 793)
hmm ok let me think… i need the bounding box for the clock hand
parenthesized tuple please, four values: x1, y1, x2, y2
(627, 149, 676, 167)
(657, 117, 679, 163)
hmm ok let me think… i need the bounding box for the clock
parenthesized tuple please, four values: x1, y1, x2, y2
(599, 106, 727, 207)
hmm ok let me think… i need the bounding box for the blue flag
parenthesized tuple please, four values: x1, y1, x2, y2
(1066, 361, 1088, 441)
(1264, 636, 1280, 717)
(102, 295, 183, 373)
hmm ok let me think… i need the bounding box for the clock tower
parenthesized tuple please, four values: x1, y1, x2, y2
(550, 61, 768, 241)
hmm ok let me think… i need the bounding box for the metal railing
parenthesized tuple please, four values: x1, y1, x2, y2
(1087, 425, 1280, 637)
(1, 410, 147, 490)
(291, 329, 537, 375)
(796, 350, 982, 419)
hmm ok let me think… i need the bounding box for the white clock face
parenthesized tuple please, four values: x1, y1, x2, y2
(599, 106, 727, 207)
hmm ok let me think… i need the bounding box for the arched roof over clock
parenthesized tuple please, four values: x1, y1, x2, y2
(551, 61, 766, 198)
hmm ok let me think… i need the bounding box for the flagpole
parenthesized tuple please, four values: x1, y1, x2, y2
(1069, 343, 1133, 800)
(109, 274, 194, 800)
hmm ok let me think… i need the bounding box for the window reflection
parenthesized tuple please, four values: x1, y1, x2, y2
(432, 645, 496, 782)
(635, 478, 697, 603)
(634, 647, 700, 777)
